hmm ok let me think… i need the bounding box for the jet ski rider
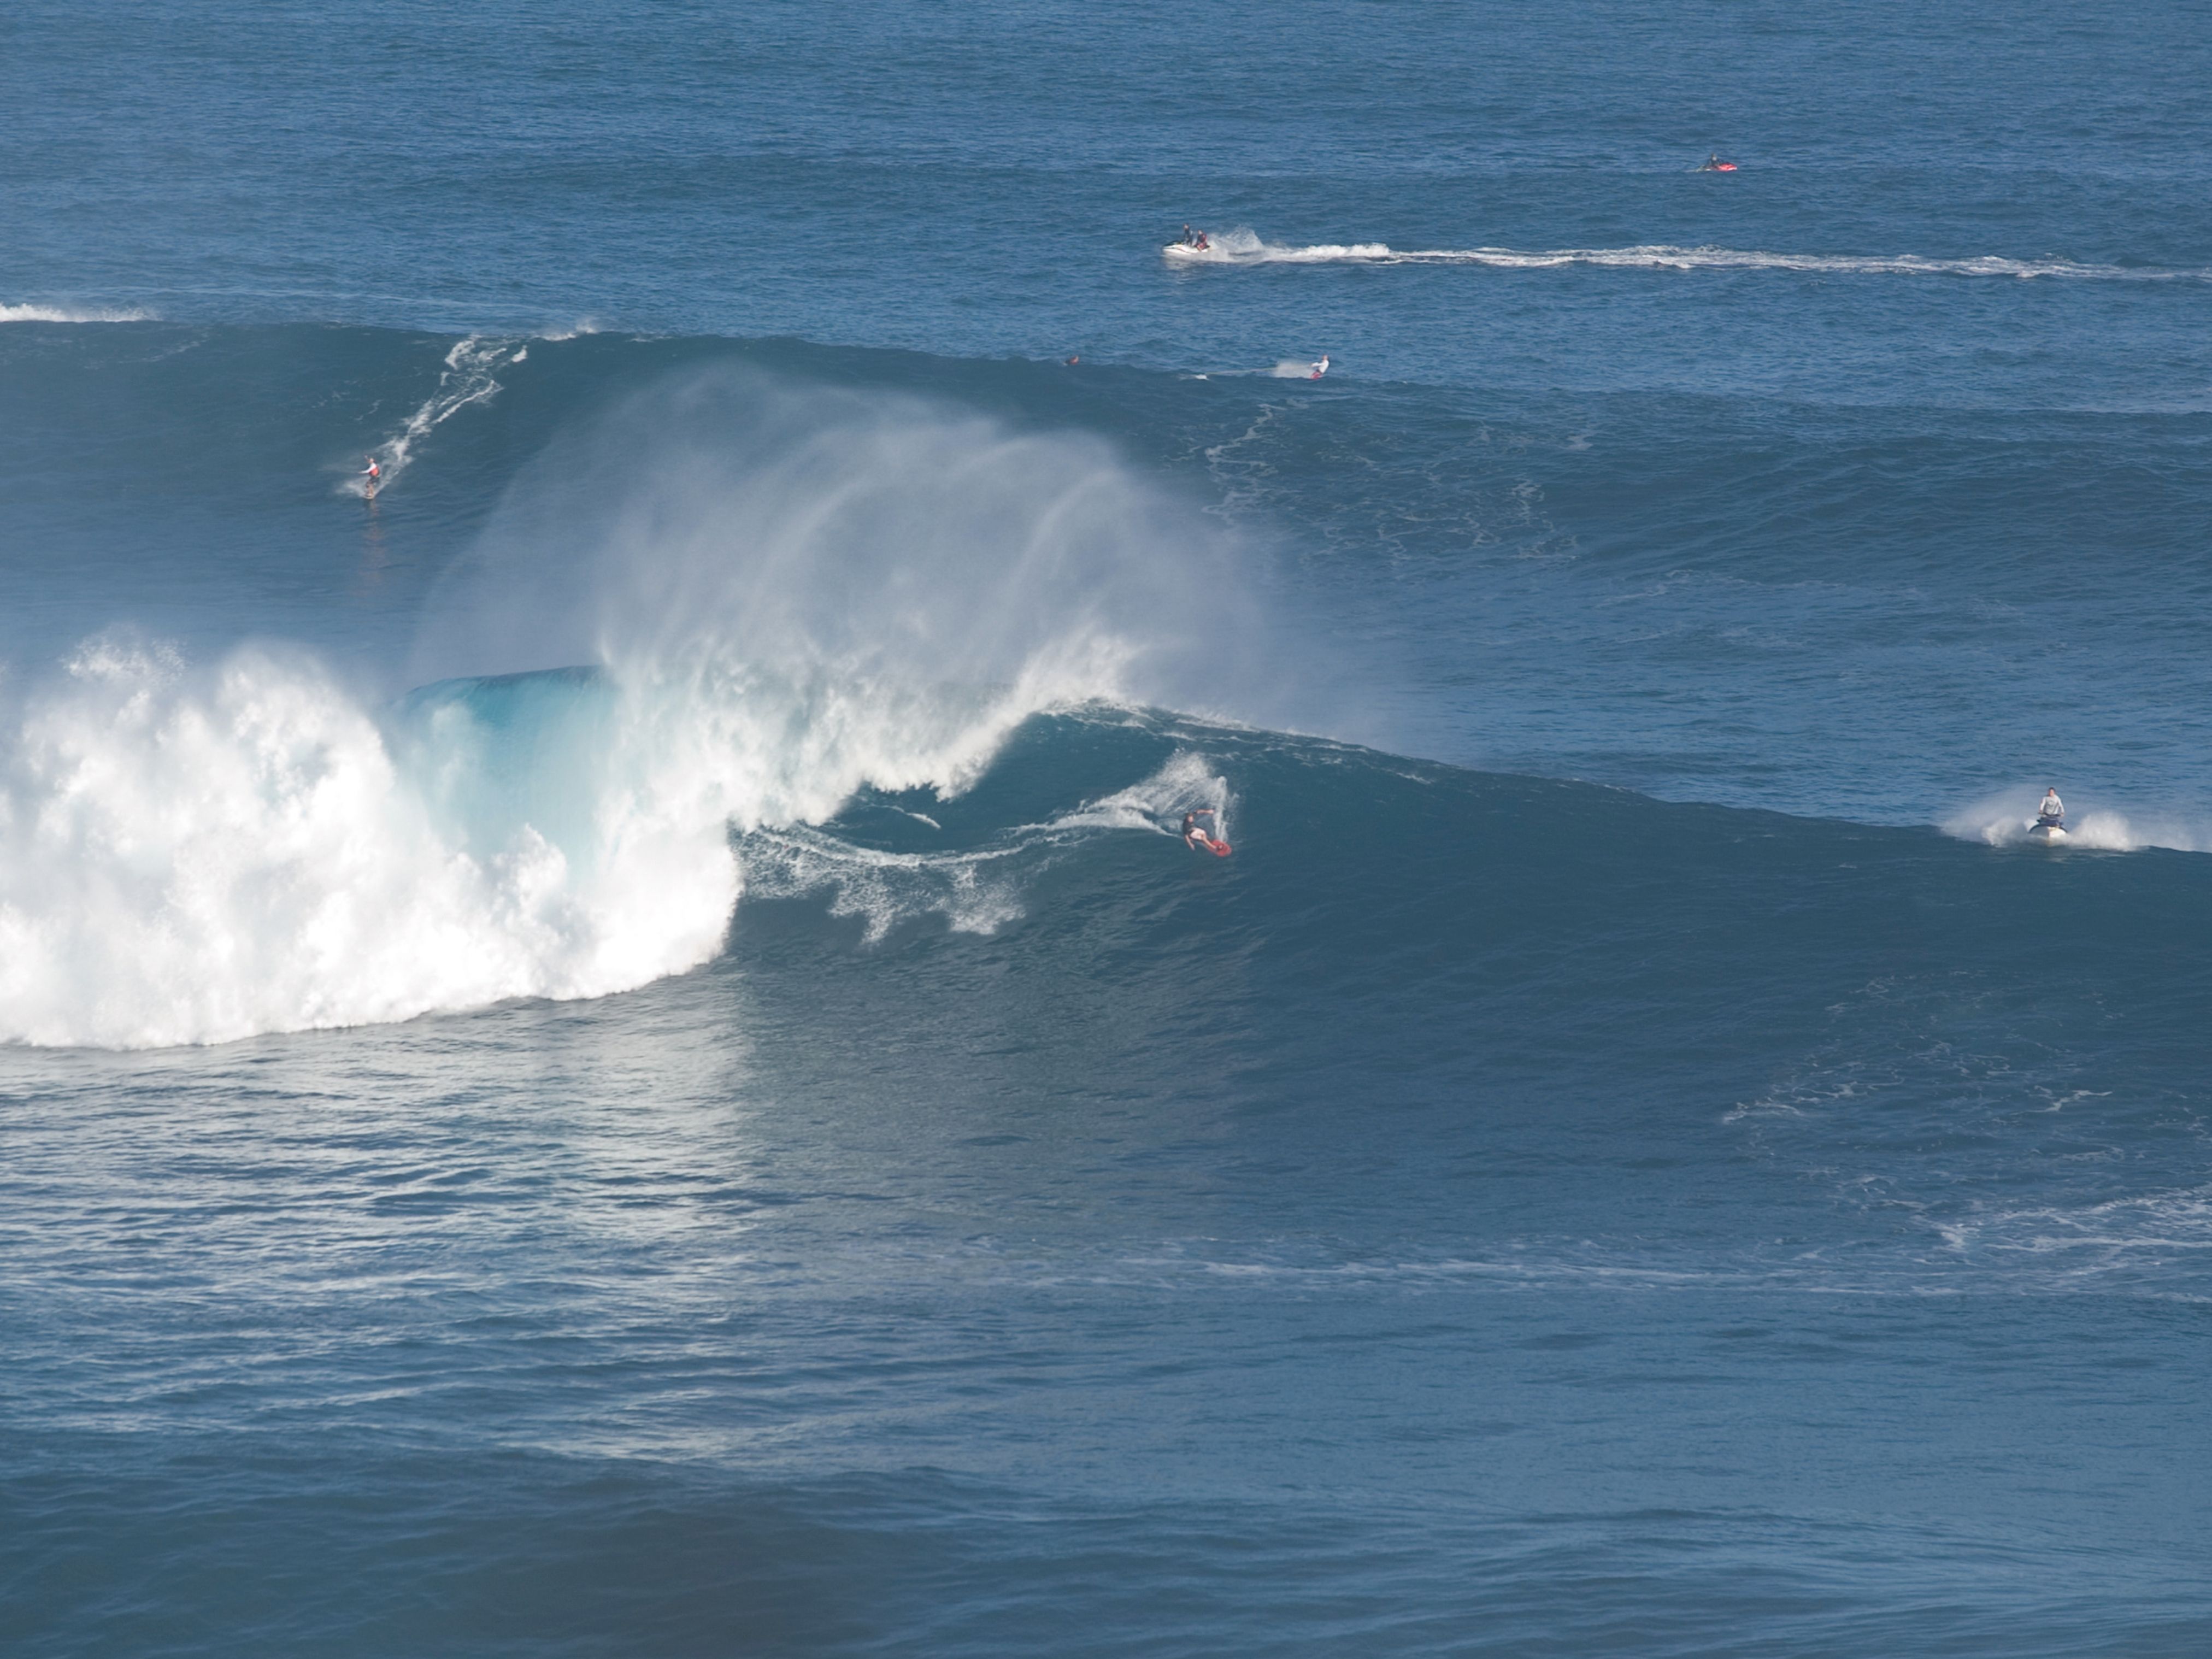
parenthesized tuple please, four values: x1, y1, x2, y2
(1181, 223, 1209, 250)
(2037, 788, 2064, 828)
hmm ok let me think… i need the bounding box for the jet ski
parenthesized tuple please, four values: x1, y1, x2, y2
(1697, 155, 1738, 172)
(2026, 816, 2069, 845)
(1164, 228, 1214, 259)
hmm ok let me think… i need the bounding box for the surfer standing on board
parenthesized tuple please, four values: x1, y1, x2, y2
(362, 454, 382, 493)
(1183, 808, 1228, 854)
(1310, 355, 1329, 379)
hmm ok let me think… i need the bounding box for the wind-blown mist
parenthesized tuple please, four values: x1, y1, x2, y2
(0, 370, 1264, 1048)
(413, 367, 1256, 700)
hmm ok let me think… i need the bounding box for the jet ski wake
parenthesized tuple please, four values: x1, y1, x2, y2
(1161, 229, 2207, 283)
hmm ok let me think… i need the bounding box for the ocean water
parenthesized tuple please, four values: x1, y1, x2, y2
(4, 3, 2211, 1654)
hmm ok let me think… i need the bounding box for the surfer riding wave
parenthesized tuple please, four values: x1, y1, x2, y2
(1183, 808, 1231, 856)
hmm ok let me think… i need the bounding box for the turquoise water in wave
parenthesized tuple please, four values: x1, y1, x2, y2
(5, 4, 2212, 1655)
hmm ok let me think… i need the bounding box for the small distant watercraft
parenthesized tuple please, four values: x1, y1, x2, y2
(2026, 816, 2068, 845)
(1165, 225, 1213, 258)
(1697, 154, 1738, 172)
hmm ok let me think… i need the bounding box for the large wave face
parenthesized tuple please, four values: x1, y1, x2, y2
(0, 369, 1260, 1049)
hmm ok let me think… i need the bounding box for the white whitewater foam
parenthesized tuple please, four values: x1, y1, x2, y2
(0, 303, 154, 322)
(1166, 227, 2207, 282)
(0, 637, 675, 1050)
(1933, 1186, 2212, 1291)
(738, 827, 1029, 944)
(0, 636, 1080, 1050)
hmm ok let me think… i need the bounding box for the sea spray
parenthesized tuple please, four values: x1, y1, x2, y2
(409, 364, 1257, 703)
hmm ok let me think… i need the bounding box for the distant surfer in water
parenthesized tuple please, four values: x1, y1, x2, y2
(2037, 787, 2065, 828)
(1309, 355, 1329, 379)
(362, 454, 381, 492)
(1183, 808, 1227, 854)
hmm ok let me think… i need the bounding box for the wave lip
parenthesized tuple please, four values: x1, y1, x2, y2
(1167, 228, 2208, 281)
(0, 302, 154, 322)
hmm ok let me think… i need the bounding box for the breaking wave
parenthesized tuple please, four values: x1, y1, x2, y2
(0, 369, 1264, 1049)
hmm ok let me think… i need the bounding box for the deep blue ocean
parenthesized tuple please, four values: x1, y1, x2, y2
(5, 3, 2211, 1654)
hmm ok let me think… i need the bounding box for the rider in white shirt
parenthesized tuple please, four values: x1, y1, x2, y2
(2037, 788, 2064, 825)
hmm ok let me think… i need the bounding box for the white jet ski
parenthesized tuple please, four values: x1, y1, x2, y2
(1163, 233, 1214, 260)
(2026, 816, 2069, 845)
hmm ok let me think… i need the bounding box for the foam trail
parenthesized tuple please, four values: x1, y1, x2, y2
(1054, 750, 1233, 841)
(1166, 228, 2209, 281)
(1, 370, 1263, 1048)
(737, 749, 1234, 943)
(343, 336, 526, 497)
(737, 826, 1031, 944)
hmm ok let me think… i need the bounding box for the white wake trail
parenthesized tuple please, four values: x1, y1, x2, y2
(1167, 229, 2206, 283)
(344, 337, 527, 497)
